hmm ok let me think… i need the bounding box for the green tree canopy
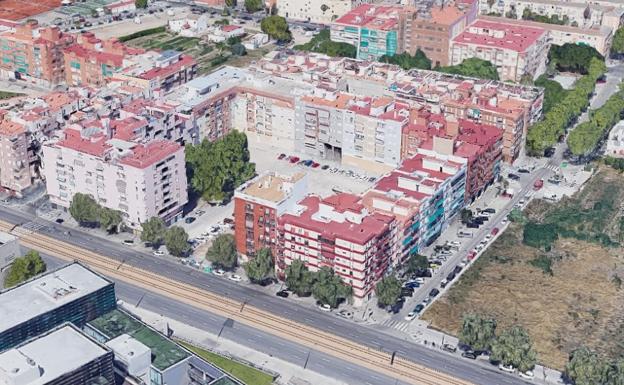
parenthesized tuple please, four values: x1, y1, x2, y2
(135, 0, 148, 8)
(214, 18, 230, 26)
(375, 276, 402, 307)
(244, 248, 274, 284)
(164, 226, 190, 257)
(311, 267, 352, 308)
(549, 43, 604, 74)
(244, 0, 263, 12)
(612, 27, 624, 56)
(379, 50, 431, 70)
(206, 234, 238, 270)
(491, 325, 537, 373)
(99, 207, 123, 232)
(141, 217, 167, 247)
(460, 209, 473, 224)
(185, 131, 256, 202)
(406, 253, 429, 275)
(285, 259, 315, 296)
(523, 222, 559, 250)
(293, 29, 356, 58)
(535, 75, 569, 114)
(69, 193, 100, 225)
(260, 16, 292, 42)
(565, 347, 608, 385)
(4, 251, 46, 288)
(231, 43, 247, 56)
(437, 58, 499, 80)
(459, 314, 497, 351)
(605, 358, 624, 385)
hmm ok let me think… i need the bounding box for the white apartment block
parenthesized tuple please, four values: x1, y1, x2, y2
(606, 120, 624, 157)
(0, 120, 32, 196)
(42, 128, 187, 229)
(278, 0, 365, 23)
(450, 20, 550, 82)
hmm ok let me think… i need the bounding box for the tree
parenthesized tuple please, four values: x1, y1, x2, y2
(135, 0, 148, 9)
(535, 75, 569, 114)
(312, 267, 352, 308)
(99, 207, 122, 232)
(206, 234, 238, 270)
(379, 50, 432, 70)
(164, 226, 190, 257)
(285, 259, 315, 296)
(549, 43, 604, 74)
(460, 209, 473, 224)
(459, 314, 497, 351)
(293, 29, 356, 58)
(214, 18, 230, 26)
(244, 248, 274, 284)
(523, 222, 559, 250)
(437, 58, 499, 80)
(231, 43, 247, 56)
(605, 358, 624, 385)
(69, 193, 100, 225)
(375, 276, 402, 307)
(185, 131, 256, 202)
(260, 15, 292, 42)
(225, 0, 236, 7)
(491, 325, 537, 373)
(244, 0, 263, 12)
(141, 217, 167, 247)
(4, 251, 46, 288)
(406, 253, 429, 275)
(612, 27, 624, 57)
(565, 347, 608, 385)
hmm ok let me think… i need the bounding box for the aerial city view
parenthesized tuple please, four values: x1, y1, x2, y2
(1, 0, 624, 384)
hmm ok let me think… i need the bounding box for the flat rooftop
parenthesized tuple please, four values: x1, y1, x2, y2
(0, 231, 16, 245)
(88, 309, 189, 371)
(0, 324, 111, 385)
(237, 172, 306, 203)
(0, 263, 112, 334)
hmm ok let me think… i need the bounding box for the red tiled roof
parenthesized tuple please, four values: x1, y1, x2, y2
(452, 20, 546, 52)
(138, 54, 196, 80)
(111, 117, 147, 141)
(64, 44, 125, 67)
(334, 5, 401, 31)
(57, 129, 111, 157)
(119, 140, 181, 169)
(222, 25, 243, 32)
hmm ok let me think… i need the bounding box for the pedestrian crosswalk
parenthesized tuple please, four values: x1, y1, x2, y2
(381, 318, 411, 333)
(20, 221, 45, 233)
(545, 164, 560, 172)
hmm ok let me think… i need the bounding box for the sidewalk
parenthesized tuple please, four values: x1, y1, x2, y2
(120, 302, 347, 385)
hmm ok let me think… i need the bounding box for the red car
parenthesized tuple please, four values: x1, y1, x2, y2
(467, 251, 476, 261)
(289, 156, 300, 164)
(312, 162, 320, 168)
(491, 228, 499, 236)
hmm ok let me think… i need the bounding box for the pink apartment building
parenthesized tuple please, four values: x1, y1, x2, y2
(42, 127, 188, 228)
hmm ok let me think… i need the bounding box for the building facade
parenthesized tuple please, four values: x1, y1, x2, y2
(0, 119, 32, 196)
(0, 232, 19, 287)
(278, 0, 357, 24)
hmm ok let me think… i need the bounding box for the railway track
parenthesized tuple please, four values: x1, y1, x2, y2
(0, 219, 474, 385)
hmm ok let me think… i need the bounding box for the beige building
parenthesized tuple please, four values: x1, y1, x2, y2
(0, 119, 32, 196)
(278, 0, 365, 23)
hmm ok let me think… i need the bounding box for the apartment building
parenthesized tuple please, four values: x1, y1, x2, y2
(449, 20, 549, 82)
(0, 231, 19, 287)
(361, 153, 466, 264)
(42, 126, 188, 229)
(479, 15, 613, 56)
(404, 0, 477, 67)
(606, 120, 624, 157)
(479, 0, 624, 31)
(234, 172, 308, 260)
(0, 20, 73, 87)
(278, 193, 396, 304)
(63, 32, 142, 87)
(278, 0, 357, 23)
(331, 5, 406, 61)
(0, 119, 32, 196)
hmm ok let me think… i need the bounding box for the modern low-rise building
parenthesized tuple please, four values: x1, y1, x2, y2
(278, 193, 396, 304)
(234, 172, 308, 260)
(449, 19, 549, 82)
(0, 232, 19, 287)
(0, 324, 115, 385)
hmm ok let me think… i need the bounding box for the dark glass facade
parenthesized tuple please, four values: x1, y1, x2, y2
(0, 283, 116, 351)
(47, 350, 115, 385)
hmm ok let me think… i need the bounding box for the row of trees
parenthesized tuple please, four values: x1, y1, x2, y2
(567, 85, 624, 156)
(535, 75, 569, 114)
(437, 58, 500, 80)
(521, 8, 568, 25)
(374, 254, 429, 307)
(141, 217, 190, 257)
(69, 193, 123, 232)
(565, 347, 624, 385)
(526, 57, 606, 155)
(285, 260, 352, 308)
(379, 50, 432, 71)
(3, 251, 46, 288)
(185, 131, 256, 203)
(611, 27, 624, 57)
(548, 43, 604, 74)
(459, 314, 537, 373)
(293, 29, 356, 58)
(260, 16, 292, 42)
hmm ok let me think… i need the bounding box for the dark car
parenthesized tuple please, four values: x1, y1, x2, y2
(508, 173, 520, 180)
(321, 165, 330, 170)
(278, 153, 286, 159)
(467, 222, 480, 229)
(414, 304, 424, 313)
(400, 288, 414, 297)
(544, 147, 556, 157)
(276, 290, 289, 298)
(518, 168, 530, 174)
(185, 216, 196, 224)
(482, 208, 496, 214)
(55, 218, 64, 224)
(446, 272, 456, 281)
(475, 216, 489, 222)
(462, 351, 477, 359)
(429, 288, 440, 298)
(453, 265, 463, 275)
(405, 281, 420, 289)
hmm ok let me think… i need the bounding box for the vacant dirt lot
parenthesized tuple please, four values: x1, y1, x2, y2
(422, 167, 624, 369)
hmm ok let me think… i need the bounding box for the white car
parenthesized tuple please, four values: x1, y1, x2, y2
(499, 364, 515, 373)
(501, 218, 508, 225)
(228, 274, 242, 282)
(449, 241, 461, 246)
(415, 277, 425, 284)
(484, 234, 492, 242)
(519, 371, 534, 380)
(213, 269, 226, 276)
(404, 312, 417, 321)
(318, 304, 332, 312)
(153, 250, 165, 256)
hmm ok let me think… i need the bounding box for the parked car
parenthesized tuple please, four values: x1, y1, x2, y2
(414, 304, 424, 313)
(457, 231, 473, 238)
(440, 279, 448, 288)
(153, 250, 165, 256)
(122, 239, 134, 246)
(482, 208, 496, 214)
(491, 228, 500, 236)
(276, 290, 289, 298)
(278, 153, 286, 159)
(405, 311, 417, 321)
(519, 371, 535, 380)
(228, 274, 242, 282)
(185, 216, 196, 224)
(213, 269, 226, 276)
(318, 303, 332, 312)
(321, 165, 330, 170)
(312, 162, 320, 168)
(462, 351, 477, 359)
(508, 173, 520, 180)
(404, 281, 420, 289)
(518, 168, 530, 174)
(429, 288, 440, 297)
(442, 344, 457, 353)
(499, 364, 515, 373)
(55, 218, 64, 224)
(289, 156, 300, 163)
(467, 222, 479, 229)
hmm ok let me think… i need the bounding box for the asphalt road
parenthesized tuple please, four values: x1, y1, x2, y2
(1, 205, 534, 385)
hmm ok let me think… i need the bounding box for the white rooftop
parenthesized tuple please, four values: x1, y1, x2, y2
(0, 231, 16, 245)
(0, 263, 111, 333)
(105, 334, 150, 361)
(0, 325, 109, 385)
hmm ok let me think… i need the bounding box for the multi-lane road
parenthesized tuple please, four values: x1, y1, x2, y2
(0, 204, 535, 385)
